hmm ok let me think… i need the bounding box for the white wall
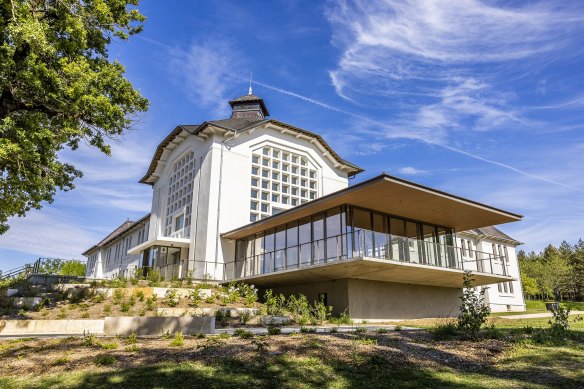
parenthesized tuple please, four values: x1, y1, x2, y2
(457, 233, 525, 312)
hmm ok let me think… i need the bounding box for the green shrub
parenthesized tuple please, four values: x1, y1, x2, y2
(125, 345, 140, 352)
(240, 311, 252, 324)
(329, 311, 352, 325)
(311, 298, 333, 324)
(82, 331, 97, 347)
(103, 304, 112, 315)
(356, 337, 377, 345)
(57, 308, 67, 319)
(92, 292, 106, 303)
(218, 332, 231, 339)
(330, 327, 338, 333)
(286, 294, 311, 325)
(120, 302, 131, 313)
(128, 295, 136, 306)
(170, 332, 185, 347)
(189, 289, 202, 307)
(135, 290, 145, 302)
(484, 324, 502, 339)
(165, 289, 179, 307)
(394, 325, 402, 332)
(126, 333, 138, 344)
(458, 272, 491, 340)
(52, 356, 70, 365)
(264, 290, 287, 316)
(112, 289, 125, 305)
(147, 270, 161, 286)
(99, 342, 119, 350)
(234, 329, 254, 339)
(94, 355, 116, 366)
(431, 323, 459, 340)
(145, 297, 155, 311)
(267, 326, 282, 335)
(376, 328, 388, 334)
(130, 268, 142, 285)
(81, 312, 90, 318)
(353, 327, 367, 334)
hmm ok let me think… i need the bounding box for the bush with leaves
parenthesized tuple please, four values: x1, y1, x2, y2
(264, 290, 287, 316)
(165, 289, 179, 307)
(457, 271, 491, 340)
(286, 294, 311, 325)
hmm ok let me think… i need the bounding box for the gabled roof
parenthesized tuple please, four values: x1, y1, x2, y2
(460, 226, 521, 246)
(82, 214, 151, 256)
(139, 118, 363, 185)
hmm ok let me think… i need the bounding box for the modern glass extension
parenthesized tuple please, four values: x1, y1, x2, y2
(229, 205, 509, 279)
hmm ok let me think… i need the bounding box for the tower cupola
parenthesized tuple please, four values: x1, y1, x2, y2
(228, 91, 270, 119)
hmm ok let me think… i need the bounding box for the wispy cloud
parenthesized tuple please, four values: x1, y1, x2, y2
(169, 38, 246, 117)
(0, 208, 99, 260)
(396, 166, 428, 176)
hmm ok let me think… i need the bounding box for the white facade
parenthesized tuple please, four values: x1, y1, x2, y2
(83, 91, 525, 314)
(457, 231, 525, 312)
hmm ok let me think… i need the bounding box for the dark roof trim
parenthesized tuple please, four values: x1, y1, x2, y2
(222, 173, 523, 238)
(140, 119, 364, 184)
(82, 213, 151, 256)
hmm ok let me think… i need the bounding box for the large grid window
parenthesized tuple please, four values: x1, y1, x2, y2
(164, 151, 195, 236)
(250, 146, 318, 222)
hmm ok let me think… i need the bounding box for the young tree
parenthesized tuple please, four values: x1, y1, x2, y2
(0, 0, 149, 233)
(458, 271, 491, 340)
(60, 260, 86, 276)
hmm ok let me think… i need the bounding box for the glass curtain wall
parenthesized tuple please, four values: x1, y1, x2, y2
(234, 205, 456, 277)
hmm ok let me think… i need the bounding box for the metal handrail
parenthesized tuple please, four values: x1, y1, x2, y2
(226, 229, 509, 280)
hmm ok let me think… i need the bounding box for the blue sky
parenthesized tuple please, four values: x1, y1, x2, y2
(2, 0, 584, 269)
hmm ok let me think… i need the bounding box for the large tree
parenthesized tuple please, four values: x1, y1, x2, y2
(0, 0, 148, 233)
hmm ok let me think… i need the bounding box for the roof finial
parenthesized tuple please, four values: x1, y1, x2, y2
(248, 72, 253, 95)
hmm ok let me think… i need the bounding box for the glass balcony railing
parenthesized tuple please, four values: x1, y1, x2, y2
(225, 229, 510, 280)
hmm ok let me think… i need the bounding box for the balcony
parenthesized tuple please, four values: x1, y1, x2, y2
(225, 229, 514, 288)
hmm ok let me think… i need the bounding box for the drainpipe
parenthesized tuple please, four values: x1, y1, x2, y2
(213, 132, 237, 279)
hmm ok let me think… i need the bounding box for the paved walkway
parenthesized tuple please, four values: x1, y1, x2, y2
(215, 324, 419, 335)
(499, 311, 584, 320)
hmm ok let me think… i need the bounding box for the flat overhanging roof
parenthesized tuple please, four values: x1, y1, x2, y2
(127, 237, 190, 255)
(223, 173, 522, 239)
(228, 257, 515, 288)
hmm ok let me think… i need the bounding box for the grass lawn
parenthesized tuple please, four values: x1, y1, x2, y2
(1, 328, 583, 388)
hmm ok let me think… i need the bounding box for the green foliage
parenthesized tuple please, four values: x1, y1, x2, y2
(145, 297, 155, 311)
(519, 240, 584, 301)
(112, 289, 125, 305)
(311, 298, 332, 324)
(458, 272, 491, 340)
(431, 323, 459, 340)
(170, 332, 184, 347)
(82, 331, 96, 347)
(60, 261, 86, 276)
(120, 302, 130, 313)
(135, 290, 145, 302)
(329, 311, 352, 325)
(94, 355, 116, 366)
(234, 329, 254, 339)
(130, 268, 142, 285)
(165, 289, 179, 307)
(189, 289, 202, 307)
(376, 328, 388, 334)
(286, 294, 311, 325)
(99, 342, 119, 350)
(264, 290, 287, 316)
(147, 270, 161, 286)
(267, 326, 282, 335)
(0, 0, 149, 233)
(103, 304, 111, 315)
(394, 325, 402, 332)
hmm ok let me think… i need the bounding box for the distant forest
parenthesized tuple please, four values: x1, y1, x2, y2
(519, 239, 584, 302)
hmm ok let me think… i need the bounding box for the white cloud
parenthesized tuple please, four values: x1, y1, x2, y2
(396, 166, 428, 176)
(169, 39, 246, 117)
(0, 208, 99, 260)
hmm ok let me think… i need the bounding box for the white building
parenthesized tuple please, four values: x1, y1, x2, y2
(83, 91, 525, 318)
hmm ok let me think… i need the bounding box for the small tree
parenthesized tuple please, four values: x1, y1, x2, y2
(458, 271, 491, 340)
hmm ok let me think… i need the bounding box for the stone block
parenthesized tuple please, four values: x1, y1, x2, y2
(104, 316, 214, 336)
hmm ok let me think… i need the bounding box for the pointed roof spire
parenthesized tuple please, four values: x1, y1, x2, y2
(248, 72, 253, 95)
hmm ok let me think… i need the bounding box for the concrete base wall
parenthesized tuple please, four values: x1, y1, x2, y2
(489, 302, 526, 313)
(103, 317, 215, 336)
(0, 320, 104, 336)
(347, 279, 461, 320)
(263, 278, 461, 320)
